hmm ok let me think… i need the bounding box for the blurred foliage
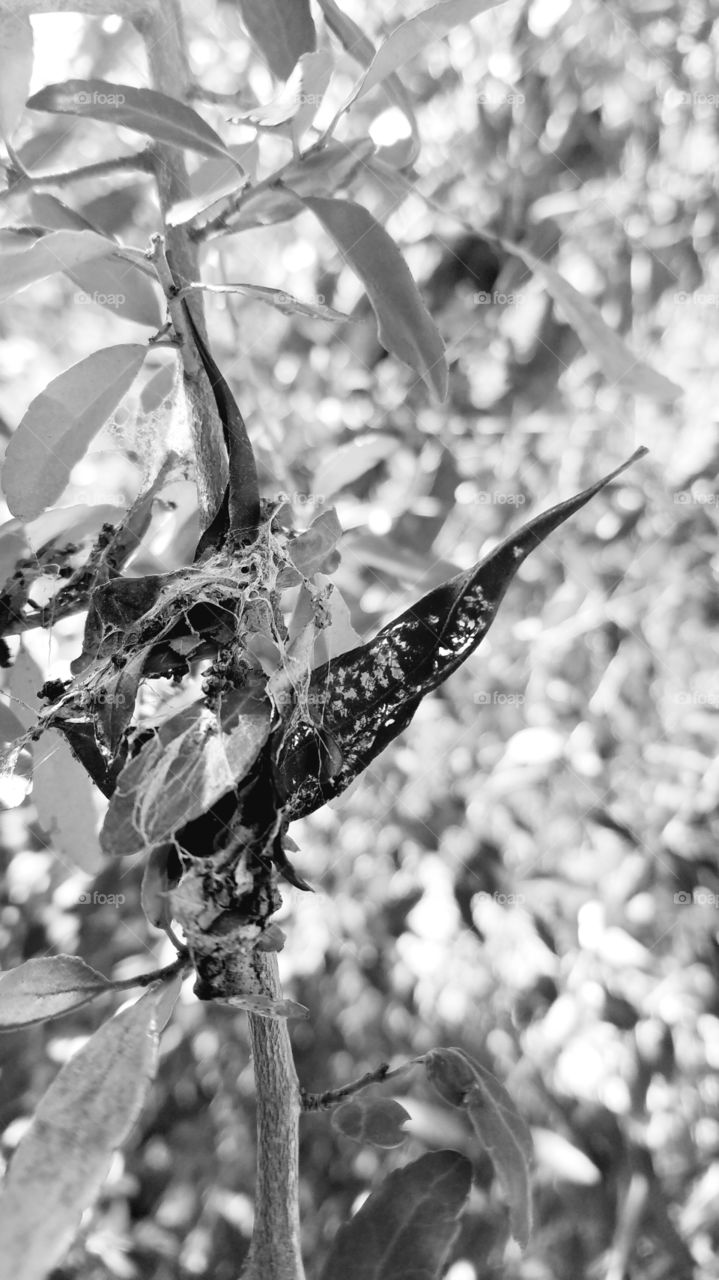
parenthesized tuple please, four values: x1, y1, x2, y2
(0, 1, 718, 1278)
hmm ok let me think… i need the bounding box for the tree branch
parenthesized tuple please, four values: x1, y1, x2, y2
(243, 955, 306, 1280)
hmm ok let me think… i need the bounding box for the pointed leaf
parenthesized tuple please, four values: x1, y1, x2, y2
(197, 280, 349, 322)
(278, 448, 648, 817)
(224, 139, 376, 233)
(332, 1098, 411, 1149)
(0, 13, 33, 138)
(502, 238, 682, 403)
(27, 80, 237, 163)
(0, 956, 111, 1029)
(0, 228, 120, 303)
(32, 730, 103, 873)
(0, 986, 162, 1280)
(236, 49, 333, 140)
(319, 1149, 471, 1280)
(301, 196, 447, 398)
(3, 343, 147, 520)
(235, 0, 316, 80)
(344, 0, 506, 110)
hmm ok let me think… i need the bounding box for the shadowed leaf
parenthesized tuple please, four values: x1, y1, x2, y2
(332, 1097, 411, 1149)
(320, 1149, 471, 1280)
(235, 0, 316, 80)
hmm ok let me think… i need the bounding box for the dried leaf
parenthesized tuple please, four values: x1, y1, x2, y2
(2, 344, 147, 521)
(301, 195, 447, 399)
(319, 1149, 471, 1280)
(27, 80, 237, 163)
(277, 449, 647, 817)
(0, 986, 162, 1280)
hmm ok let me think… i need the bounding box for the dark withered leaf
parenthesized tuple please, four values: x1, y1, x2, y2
(276, 449, 647, 818)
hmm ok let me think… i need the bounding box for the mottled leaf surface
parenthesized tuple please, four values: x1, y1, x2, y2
(320, 1149, 471, 1280)
(0, 956, 111, 1029)
(0, 986, 162, 1280)
(277, 449, 647, 818)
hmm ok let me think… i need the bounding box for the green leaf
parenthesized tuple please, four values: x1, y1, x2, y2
(27, 80, 237, 163)
(0, 13, 33, 138)
(2, 343, 147, 521)
(0, 986, 162, 1280)
(196, 280, 349, 322)
(0, 228, 119, 303)
(0, 956, 111, 1029)
(502, 237, 682, 403)
(332, 1098, 411, 1148)
(101, 691, 271, 857)
(319, 1149, 471, 1280)
(301, 195, 447, 399)
(32, 729, 103, 873)
(28, 194, 163, 326)
(235, 0, 316, 80)
(425, 1047, 533, 1249)
(343, 0, 506, 110)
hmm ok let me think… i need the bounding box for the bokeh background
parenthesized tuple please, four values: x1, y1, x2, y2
(0, 1, 718, 1277)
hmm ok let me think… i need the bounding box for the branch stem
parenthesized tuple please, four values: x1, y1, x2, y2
(301, 1057, 423, 1111)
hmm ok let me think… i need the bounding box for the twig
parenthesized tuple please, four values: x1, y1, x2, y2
(301, 1057, 423, 1111)
(109, 948, 191, 990)
(0, 150, 153, 205)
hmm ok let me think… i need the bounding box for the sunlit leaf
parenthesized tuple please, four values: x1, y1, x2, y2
(0, 13, 33, 138)
(277, 449, 647, 818)
(343, 0, 506, 111)
(195, 280, 349, 322)
(0, 956, 111, 1029)
(301, 195, 447, 399)
(235, 0, 316, 80)
(235, 49, 333, 142)
(502, 238, 682, 403)
(27, 80, 237, 163)
(0, 986, 163, 1280)
(0, 228, 120, 303)
(2, 344, 147, 521)
(32, 730, 102, 872)
(319, 1149, 471, 1280)
(332, 1097, 411, 1148)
